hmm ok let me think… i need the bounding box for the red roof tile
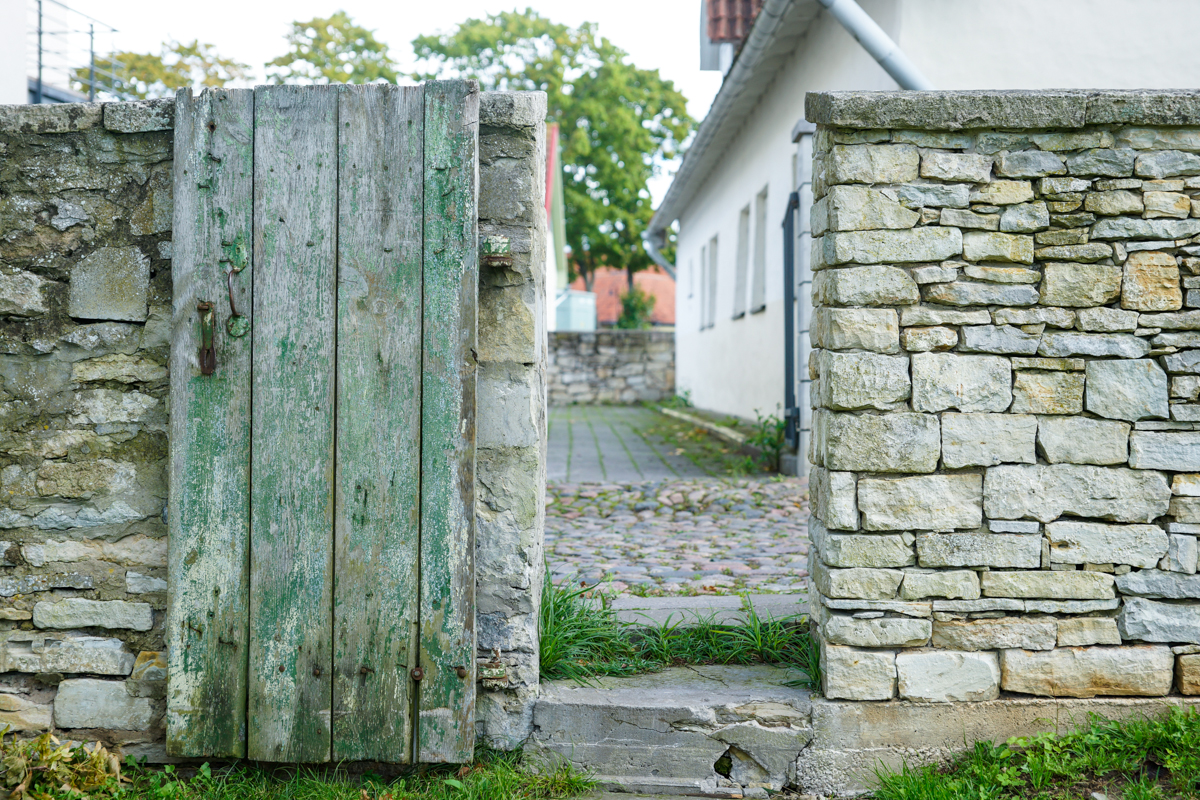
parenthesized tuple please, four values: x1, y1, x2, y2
(570, 266, 676, 326)
(707, 0, 764, 44)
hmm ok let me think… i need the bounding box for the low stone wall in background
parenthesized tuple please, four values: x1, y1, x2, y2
(0, 92, 547, 756)
(547, 330, 674, 405)
(805, 90, 1200, 704)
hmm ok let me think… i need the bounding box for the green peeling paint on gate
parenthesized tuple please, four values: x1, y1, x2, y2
(167, 81, 479, 764)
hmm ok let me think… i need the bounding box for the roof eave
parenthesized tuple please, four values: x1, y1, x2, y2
(650, 0, 822, 234)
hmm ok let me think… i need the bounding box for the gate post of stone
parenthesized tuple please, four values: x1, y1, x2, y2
(473, 90, 549, 747)
(802, 89, 1200, 714)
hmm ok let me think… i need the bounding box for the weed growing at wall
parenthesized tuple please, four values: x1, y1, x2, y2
(662, 390, 693, 409)
(1, 730, 124, 798)
(742, 410, 787, 473)
(873, 707, 1200, 800)
(539, 578, 815, 685)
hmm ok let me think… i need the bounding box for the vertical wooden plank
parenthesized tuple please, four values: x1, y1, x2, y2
(418, 79, 479, 763)
(332, 84, 424, 762)
(248, 85, 338, 763)
(167, 87, 254, 758)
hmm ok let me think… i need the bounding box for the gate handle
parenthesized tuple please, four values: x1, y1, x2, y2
(198, 302, 216, 375)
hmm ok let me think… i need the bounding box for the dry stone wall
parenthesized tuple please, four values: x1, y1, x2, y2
(805, 91, 1200, 703)
(475, 91, 548, 748)
(0, 92, 547, 755)
(0, 101, 173, 755)
(547, 330, 674, 405)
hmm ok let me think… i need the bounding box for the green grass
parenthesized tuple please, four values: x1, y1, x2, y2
(539, 577, 817, 689)
(873, 707, 1200, 800)
(0, 736, 595, 800)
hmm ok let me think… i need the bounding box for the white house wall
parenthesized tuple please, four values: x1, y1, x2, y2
(675, 0, 901, 420)
(674, 0, 1200, 423)
(898, 0, 1200, 90)
(0, 0, 28, 105)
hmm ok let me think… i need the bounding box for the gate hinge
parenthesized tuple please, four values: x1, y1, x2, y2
(479, 649, 508, 690)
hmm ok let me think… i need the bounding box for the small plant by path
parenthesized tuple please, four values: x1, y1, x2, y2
(741, 409, 787, 474)
(873, 707, 1200, 800)
(539, 578, 818, 691)
(0, 730, 594, 800)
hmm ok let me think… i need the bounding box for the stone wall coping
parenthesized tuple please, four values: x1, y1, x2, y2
(551, 329, 675, 342)
(805, 90, 1200, 131)
(0, 98, 176, 134)
(480, 91, 547, 129)
(2, 91, 544, 135)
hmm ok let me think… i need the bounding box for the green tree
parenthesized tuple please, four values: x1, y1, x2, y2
(76, 40, 249, 100)
(266, 11, 398, 84)
(413, 9, 693, 290)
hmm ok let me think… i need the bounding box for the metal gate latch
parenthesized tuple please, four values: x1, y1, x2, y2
(198, 302, 216, 375)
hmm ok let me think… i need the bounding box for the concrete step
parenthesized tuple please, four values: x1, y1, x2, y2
(588, 593, 809, 627)
(530, 665, 812, 799)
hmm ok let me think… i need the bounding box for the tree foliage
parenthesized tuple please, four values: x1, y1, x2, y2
(266, 11, 398, 85)
(413, 9, 693, 287)
(77, 40, 249, 100)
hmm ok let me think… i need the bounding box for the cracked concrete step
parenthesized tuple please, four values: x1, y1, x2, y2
(586, 594, 809, 627)
(530, 665, 813, 799)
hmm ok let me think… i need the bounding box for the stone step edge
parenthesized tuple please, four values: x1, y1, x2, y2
(593, 774, 751, 799)
(582, 593, 810, 627)
(655, 406, 754, 452)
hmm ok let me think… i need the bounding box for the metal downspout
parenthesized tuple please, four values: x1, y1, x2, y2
(642, 228, 676, 280)
(815, 0, 935, 90)
(783, 191, 800, 453)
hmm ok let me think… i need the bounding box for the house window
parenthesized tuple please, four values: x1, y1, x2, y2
(688, 257, 695, 298)
(750, 186, 768, 313)
(732, 204, 750, 319)
(707, 235, 719, 329)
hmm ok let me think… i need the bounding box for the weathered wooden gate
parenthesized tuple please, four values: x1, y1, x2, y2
(166, 82, 478, 764)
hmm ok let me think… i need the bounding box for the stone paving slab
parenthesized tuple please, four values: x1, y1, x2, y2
(532, 665, 812, 799)
(589, 594, 809, 625)
(547, 476, 810, 596)
(549, 405, 716, 482)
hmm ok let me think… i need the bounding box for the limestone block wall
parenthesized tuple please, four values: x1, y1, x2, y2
(547, 330, 674, 405)
(804, 91, 1200, 703)
(0, 101, 173, 755)
(475, 91, 548, 748)
(0, 93, 547, 755)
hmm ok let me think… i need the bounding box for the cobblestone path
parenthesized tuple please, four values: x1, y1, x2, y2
(546, 476, 811, 596)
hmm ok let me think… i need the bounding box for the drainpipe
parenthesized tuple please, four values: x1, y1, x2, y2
(815, 0, 935, 91)
(641, 227, 676, 280)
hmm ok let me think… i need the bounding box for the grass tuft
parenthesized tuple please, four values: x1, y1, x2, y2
(873, 707, 1200, 800)
(539, 576, 815, 685)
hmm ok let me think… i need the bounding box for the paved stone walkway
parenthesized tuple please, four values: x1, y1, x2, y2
(548, 404, 713, 482)
(546, 476, 810, 596)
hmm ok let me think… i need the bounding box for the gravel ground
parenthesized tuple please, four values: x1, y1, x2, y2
(545, 476, 811, 596)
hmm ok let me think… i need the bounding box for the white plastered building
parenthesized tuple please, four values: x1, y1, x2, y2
(650, 0, 1200, 473)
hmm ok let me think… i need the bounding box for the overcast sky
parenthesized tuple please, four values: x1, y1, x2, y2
(64, 0, 724, 202)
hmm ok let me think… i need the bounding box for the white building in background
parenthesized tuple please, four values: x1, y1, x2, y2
(0, 0, 28, 104)
(0, 0, 121, 104)
(650, 0, 1200, 474)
